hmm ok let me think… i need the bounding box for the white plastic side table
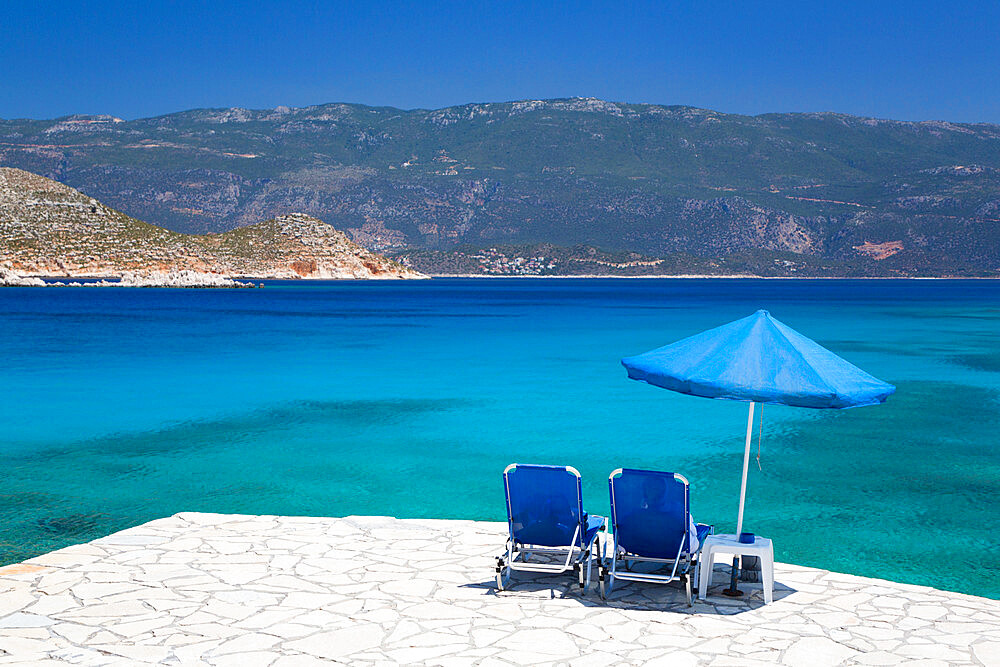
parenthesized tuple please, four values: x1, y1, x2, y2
(698, 534, 774, 604)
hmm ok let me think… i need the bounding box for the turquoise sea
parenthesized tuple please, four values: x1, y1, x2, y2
(1, 279, 998, 598)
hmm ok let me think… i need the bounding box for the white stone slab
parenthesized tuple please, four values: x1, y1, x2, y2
(0, 512, 994, 665)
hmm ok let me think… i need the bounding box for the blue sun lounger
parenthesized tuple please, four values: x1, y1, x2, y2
(599, 468, 713, 605)
(496, 464, 606, 591)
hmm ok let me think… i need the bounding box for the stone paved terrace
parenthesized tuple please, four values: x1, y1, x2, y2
(0, 514, 998, 666)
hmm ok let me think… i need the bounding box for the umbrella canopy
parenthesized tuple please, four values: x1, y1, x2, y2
(622, 309, 895, 409)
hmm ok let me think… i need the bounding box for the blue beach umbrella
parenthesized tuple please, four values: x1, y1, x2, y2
(621, 310, 895, 592)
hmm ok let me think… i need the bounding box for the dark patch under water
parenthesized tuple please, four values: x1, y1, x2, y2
(36, 513, 107, 536)
(15, 398, 465, 462)
(952, 352, 1000, 373)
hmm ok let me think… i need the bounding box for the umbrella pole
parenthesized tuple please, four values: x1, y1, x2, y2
(724, 401, 756, 597)
(736, 401, 755, 536)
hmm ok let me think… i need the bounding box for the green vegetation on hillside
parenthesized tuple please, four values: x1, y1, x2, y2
(2, 99, 999, 276)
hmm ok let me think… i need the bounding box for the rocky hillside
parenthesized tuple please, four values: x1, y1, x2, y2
(197, 212, 423, 279)
(0, 168, 423, 279)
(2, 99, 1000, 275)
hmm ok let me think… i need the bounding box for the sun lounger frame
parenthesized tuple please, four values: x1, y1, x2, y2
(496, 464, 604, 591)
(599, 468, 711, 605)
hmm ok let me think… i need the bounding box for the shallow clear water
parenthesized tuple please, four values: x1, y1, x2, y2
(1, 279, 998, 598)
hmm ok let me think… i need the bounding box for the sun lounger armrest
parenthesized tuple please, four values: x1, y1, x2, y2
(693, 523, 714, 554)
(582, 514, 606, 546)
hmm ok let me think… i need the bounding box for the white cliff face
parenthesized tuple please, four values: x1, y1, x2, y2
(0, 265, 46, 286)
(2, 265, 255, 288)
(110, 270, 254, 288)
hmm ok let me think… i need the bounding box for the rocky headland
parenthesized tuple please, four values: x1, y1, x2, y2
(0, 168, 426, 285)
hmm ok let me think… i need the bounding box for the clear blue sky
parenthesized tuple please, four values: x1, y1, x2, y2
(2, 1, 999, 123)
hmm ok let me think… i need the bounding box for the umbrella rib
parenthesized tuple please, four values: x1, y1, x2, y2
(767, 318, 841, 401)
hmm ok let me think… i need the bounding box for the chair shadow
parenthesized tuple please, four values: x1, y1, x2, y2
(460, 563, 797, 614)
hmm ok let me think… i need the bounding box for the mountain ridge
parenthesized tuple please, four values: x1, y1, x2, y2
(20, 98, 998, 127)
(2, 97, 999, 276)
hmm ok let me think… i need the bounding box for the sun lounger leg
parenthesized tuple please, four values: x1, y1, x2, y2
(599, 541, 617, 600)
(496, 541, 514, 591)
(586, 543, 594, 590)
(496, 557, 510, 591)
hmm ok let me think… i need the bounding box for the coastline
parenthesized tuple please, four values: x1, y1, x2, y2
(428, 273, 1000, 279)
(18, 271, 428, 281)
(7, 265, 997, 282)
(6, 273, 997, 288)
(1, 268, 427, 288)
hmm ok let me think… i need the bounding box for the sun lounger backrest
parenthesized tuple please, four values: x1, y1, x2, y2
(609, 469, 689, 559)
(504, 464, 584, 548)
